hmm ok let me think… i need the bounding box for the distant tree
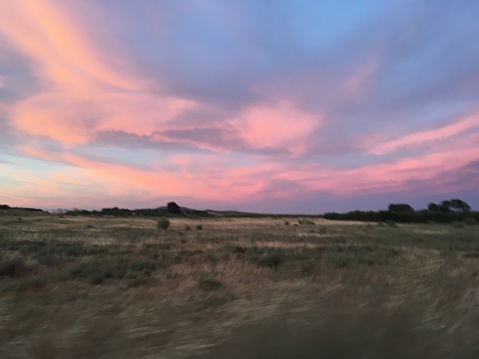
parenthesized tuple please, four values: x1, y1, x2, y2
(440, 200, 452, 212)
(167, 202, 181, 214)
(427, 203, 440, 211)
(388, 203, 414, 213)
(449, 199, 471, 212)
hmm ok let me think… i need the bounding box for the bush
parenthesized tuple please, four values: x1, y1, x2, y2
(256, 254, 283, 268)
(452, 221, 465, 228)
(0, 257, 36, 278)
(199, 278, 223, 291)
(464, 217, 478, 225)
(157, 218, 170, 230)
(385, 220, 397, 227)
(196, 224, 203, 230)
(284, 221, 290, 226)
(300, 260, 314, 276)
(298, 219, 315, 225)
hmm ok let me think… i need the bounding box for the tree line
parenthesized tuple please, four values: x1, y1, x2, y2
(324, 199, 478, 224)
(65, 202, 209, 217)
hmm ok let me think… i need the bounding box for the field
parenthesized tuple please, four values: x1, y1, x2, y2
(1, 210, 479, 358)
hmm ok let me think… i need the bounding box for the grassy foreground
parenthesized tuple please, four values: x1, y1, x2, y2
(1, 211, 478, 358)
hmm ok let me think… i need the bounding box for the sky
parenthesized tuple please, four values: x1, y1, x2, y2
(0, 0, 478, 213)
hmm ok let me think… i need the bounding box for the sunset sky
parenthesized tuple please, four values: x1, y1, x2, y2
(0, 0, 478, 213)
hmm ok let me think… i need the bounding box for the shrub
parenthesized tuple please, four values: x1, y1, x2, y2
(157, 218, 170, 230)
(300, 260, 314, 276)
(464, 217, 478, 225)
(196, 224, 203, 230)
(185, 225, 191, 230)
(90, 273, 104, 285)
(0, 257, 36, 278)
(232, 246, 247, 254)
(385, 220, 397, 227)
(1, 278, 46, 293)
(199, 278, 223, 291)
(298, 219, 315, 225)
(452, 221, 465, 228)
(284, 221, 290, 226)
(256, 254, 283, 268)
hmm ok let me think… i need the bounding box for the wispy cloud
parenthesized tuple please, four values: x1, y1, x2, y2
(0, 0, 478, 211)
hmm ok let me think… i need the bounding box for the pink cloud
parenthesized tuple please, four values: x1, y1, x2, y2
(0, 0, 145, 91)
(234, 101, 320, 155)
(369, 115, 479, 155)
(342, 56, 378, 102)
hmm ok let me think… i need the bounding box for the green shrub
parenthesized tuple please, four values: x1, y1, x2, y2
(157, 218, 170, 230)
(196, 224, 203, 230)
(298, 219, 315, 225)
(385, 220, 397, 227)
(464, 217, 478, 225)
(185, 225, 192, 230)
(284, 220, 290, 226)
(452, 221, 465, 228)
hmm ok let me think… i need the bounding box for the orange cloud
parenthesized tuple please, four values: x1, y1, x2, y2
(1, 1, 199, 146)
(0, 0, 146, 91)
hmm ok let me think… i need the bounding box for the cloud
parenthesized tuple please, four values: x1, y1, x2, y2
(233, 101, 321, 155)
(0, 0, 478, 211)
(0, 0, 145, 91)
(369, 115, 479, 155)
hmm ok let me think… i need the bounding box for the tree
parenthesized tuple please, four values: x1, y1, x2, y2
(167, 202, 180, 214)
(388, 203, 414, 213)
(449, 199, 471, 212)
(440, 200, 452, 212)
(157, 218, 170, 230)
(430, 199, 471, 213)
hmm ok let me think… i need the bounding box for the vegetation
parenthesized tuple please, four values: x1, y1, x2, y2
(167, 201, 181, 214)
(157, 217, 171, 230)
(65, 202, 209, 217)
(0, 206, 478, 358)
(325, 198, 477, 224)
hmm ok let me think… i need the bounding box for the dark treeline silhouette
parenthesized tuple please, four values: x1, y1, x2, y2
(65, 202, 209, 217)
(0, 204, 43, 212)
(324, 199, 477, 223)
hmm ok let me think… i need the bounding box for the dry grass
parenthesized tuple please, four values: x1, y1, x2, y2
(0, 212, 478, 358)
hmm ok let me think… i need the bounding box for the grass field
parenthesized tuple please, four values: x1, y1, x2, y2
(1, 210, 479, 358)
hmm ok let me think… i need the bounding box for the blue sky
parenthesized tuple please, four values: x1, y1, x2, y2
(0, 0, 478, 212)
